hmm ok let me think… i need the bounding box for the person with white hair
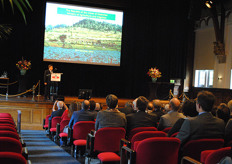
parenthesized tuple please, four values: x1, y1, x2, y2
(49, 100, 67, 121)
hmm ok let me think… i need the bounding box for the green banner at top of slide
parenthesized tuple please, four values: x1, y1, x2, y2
(57, 8, 116, 21)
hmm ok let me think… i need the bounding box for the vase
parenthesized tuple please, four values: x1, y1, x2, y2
(151, 77, 157, 83)
(20, 69, 27, 75)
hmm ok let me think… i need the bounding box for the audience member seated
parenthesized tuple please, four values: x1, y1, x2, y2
(227, 100, 232, 118)
(118, 101, 135, 115)
(89, 100, 98, 119)
(149, 99, 164, 121)
(168, 99, 198, 137)
(61, 101, 78, 120)
(76, 102, 82, 111)
(49, 101, 67, 121)
(126, 96, 158, 133)
(157, 98, 184, 131)
(95, 103, 103, 111)
(146, 101, 154, 113)
(68, 100, 95, 128)
(95, 94, 126, 131)
(176, 91, 225, 144)
(216, 103, 230, 124)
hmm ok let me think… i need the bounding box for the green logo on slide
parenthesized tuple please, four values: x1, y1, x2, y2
(57, 8, 116, 21)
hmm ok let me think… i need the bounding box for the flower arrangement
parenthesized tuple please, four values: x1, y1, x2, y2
(16, 58, 31, 70)
(147, 67, 161, 79)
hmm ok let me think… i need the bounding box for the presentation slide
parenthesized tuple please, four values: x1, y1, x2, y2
(43, 2, 123, 66)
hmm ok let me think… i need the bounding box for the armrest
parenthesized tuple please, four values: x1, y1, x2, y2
(22, 147, 28, 160)
(67, 127, 73, 146)
(20, 139, 26, 147)
(181, 156, 202, 164)
(48, 119, 52, 130)
(90, 130, 95, 135)
(43, 118, 46, 129)
(86, 133, 95, 157)
(120, 138, 131, 154)
(56, 123, 60, 135)
(120, 146, 136, 164)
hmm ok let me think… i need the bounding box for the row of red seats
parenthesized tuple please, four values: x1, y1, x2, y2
(43, 115, 231, 164)
(0, 113, 31, 164)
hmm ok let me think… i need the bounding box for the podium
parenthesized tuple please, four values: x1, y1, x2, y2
(50, 73, 63, 101)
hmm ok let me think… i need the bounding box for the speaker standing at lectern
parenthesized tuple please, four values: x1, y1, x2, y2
(44, 64, 54, 101)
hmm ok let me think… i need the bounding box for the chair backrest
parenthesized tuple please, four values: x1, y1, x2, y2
(0, 126, 17, 133)
(0, 137, 22, 153)
(44, 115, 51, 126)
(0, 152, 26, 164)
(0, 131, 19, 140)
(203, 147, 231, 164)
(94, 127, 126, 152)
(0, 119, 15, 126)
(0, 113, 12, 118)
(131, 131, 167, 150)
(136, 137, 180, 164)
(73, 121, 95, 140)
(162, 127, 172, 133)
(128, 127, 157, 141)
(170, 132, 179, 137)
(51, 116, 61, 128)
(182, 138, 224, 161)
(59, 119, 70, 132)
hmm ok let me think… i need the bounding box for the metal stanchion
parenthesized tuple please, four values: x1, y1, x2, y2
(37, 80, 41, 101)
(32, 85, 35, 101)
(17, 110, 21, 134)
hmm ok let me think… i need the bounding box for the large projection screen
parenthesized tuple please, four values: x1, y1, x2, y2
(43, 2, 123, 66)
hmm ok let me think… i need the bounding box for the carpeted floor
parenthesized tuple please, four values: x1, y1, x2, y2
(21, 130, 81, 164)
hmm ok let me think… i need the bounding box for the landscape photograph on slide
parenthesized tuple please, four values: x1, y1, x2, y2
(43, 2, 123, 66)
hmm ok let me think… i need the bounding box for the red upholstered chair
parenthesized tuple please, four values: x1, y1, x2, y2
(162, 127, 172, 133)
(181, 138, 224, 162)
(0, 152, 27, 164)
(170, 132, 179, 137)
(131, 131, 167, 150)
(182, 147, 231, 164)
(0, 119, 15, 126)
(0, 137, 22, 154)
(0, 131, 19, 140)
(121, 137, 181, 164)
(52, 119, 70, 142)
(0, 113, 12, 118)
(48, 116, 61, 138)
(0, 125, 17, 133)
(86, 127, 126, 163)
(127, 127, 158, 141)
(43, 114, 51, 130)
(70, 121, 95, 158)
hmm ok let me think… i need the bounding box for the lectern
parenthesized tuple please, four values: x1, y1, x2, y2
(50, 73, 63, 101)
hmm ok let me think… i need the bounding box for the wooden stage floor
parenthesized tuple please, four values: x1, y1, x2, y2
(0, 95, 168, 130)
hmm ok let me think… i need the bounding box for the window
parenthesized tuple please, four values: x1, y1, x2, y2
(195, 70, 214, 88)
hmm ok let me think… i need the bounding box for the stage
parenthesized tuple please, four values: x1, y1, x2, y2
(0, 95, 169, 130)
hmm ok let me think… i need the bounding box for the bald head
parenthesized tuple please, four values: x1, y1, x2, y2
(82, 100, 90, 110)
(153, 99, 161, 111)
(228, 100, 232, 113)
(169, 98, 180, 111)
(57, 101, 64, 110)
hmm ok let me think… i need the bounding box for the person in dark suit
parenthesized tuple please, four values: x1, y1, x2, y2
(89, 100, 98, 119)
(149, 99, 164, 121)
(95, 94, 126, 131)
(44, 64, 54, 100)
(176, 91, 225, 145)
(168, 99, 198, 137)
(68, 100, 95, 128)
(49, 101, 67, 120)
(126, 96, 158, 133)
(118, 101, 135, 115)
